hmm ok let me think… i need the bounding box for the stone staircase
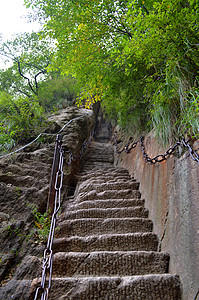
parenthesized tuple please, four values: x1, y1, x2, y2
(45, 140, 182, 299)
(0, 133, 183, 299)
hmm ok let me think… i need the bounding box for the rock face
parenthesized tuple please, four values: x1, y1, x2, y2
(0, 107, 94, 297)
(115, 132, 199, 300)
(1, 122, 183, 299)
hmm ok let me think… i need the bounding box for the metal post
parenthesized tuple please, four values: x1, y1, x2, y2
(47, 134, 62, 214)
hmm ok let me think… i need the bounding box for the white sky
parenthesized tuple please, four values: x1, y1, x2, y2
(0, 0, 41, 68)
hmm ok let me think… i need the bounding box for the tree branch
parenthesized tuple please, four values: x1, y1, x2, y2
(13, 86, 31, 98)
(16, 59, 37, 95)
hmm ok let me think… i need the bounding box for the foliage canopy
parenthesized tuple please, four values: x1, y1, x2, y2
(24, 0, 199, 144)
(0, 0, 198, 151)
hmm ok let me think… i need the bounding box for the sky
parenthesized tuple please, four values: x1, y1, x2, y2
(0, 0, 41, 68)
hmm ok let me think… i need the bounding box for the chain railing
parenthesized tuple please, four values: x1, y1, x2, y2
(0, 113, 90, 160)
(34, 135, 64, 300)
(64, 129, 94, 165)
(34, 128, 94, 300)
(113, 133, 199, 164)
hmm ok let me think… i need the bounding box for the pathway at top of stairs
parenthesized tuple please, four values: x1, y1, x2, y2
(46, 137, 182, 299)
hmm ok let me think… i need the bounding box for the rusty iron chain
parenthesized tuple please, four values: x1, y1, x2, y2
(113, 132, 199, 164)
(65, 129, 94, 165)
(34, 129, 94, 300)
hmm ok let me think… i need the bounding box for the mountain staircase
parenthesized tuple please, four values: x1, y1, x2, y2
(0, 126, 182, 299)
(42, 137, 182, 299)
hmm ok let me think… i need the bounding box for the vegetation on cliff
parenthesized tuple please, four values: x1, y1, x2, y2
(0, 0, 198, 151)
(25, 0, 199, 144)
(0, 32, 79, 152)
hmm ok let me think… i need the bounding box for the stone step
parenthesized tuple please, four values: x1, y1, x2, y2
(83, 161, 113, 167)
(78, 181, 140, 193)
(84, 155, 114, 162)
(78, 169, 130, 176)
(85, 153, 113, 159)
(78, 168, 130, 178)
(31, 275, 182, 300)
(77, 189, 141, 201)
(57, 218, 153, 237)
(52, 251, 169, 277)
(87, 143, 113, 152)
(77, 174, 132, 183)
(63, 207, 149, 220)
(53, 233, 159, 252)
(81, 166, 114, 173)
(84, 156, 113, 162)
(81, 167, 115, 174)
(73, 198, 145, 209)
(79, 177, 136, 185)
(77, 170, 130, 176)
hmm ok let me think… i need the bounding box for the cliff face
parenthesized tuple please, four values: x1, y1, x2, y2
(115, 133, 199, 300)
(0, 107, 94, 291)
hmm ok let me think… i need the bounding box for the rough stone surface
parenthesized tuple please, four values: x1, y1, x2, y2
(52, 251, 170, 276)
(115, 131, 199, 300)
(0, 107, 94, 295)
(56, 217, 153, 237)
(31, 275, 182, 300)
(0, 114, 183, 299)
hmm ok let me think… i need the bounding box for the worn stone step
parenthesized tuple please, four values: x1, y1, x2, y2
(81, 167, 115, 174)
(83, 160, 113, 166)
(84, 156, 114, 162)
(86, 148, 113, 154)
(77, 174, 132, 184)
(52, 251, 169, 277)
(78, 181, 140, 194)
(87, 142, 113, 151)
(73, 198, 145, 209)
(53, 233, 159, 252)
(63, 198, 144, 212)
(30, 275, 182, 300)
(77, 189, 141, 201)
(78, 178, 136, 186)
(57, 218, 153, 237)
(77, 171, 130, 178)
(85, 154, 113, 159)
(63, 207, 148, 220)
(84, 157, 113, 163)
(78, 168, 130, 176)
(78, 168, 130, 178)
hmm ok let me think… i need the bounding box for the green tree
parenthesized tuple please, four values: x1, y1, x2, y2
(37, 74, 80, 110)
(0, 91, 46, 151)
(0, 32, 54, 99)
(25, 0, 199, 143)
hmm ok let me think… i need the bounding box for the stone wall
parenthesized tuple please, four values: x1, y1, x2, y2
(115, 133, 199, 300)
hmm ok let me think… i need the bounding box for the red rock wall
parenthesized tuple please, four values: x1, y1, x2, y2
(115, 134, 199, 300)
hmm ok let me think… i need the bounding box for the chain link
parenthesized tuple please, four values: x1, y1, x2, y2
(65, 129, 94, 165)
(34, 137, 64, 300)
(34, 129, 94, 300)
(113, 132, 199, 164)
